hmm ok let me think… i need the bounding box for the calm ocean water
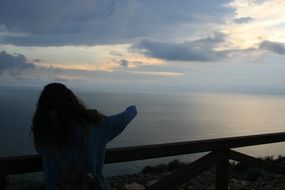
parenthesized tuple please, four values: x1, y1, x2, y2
(1, 86, 285, 177)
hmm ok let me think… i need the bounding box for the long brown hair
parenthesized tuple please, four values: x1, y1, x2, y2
(31, 83, 103, 146)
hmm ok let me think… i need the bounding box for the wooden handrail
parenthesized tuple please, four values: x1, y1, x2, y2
(105, 131, 285, 162)
(2, 132, 285, 190)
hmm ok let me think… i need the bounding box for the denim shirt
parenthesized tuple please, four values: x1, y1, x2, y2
(36, 106, 137, 190)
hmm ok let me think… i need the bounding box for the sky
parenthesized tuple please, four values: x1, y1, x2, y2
(0, 0, 285, 93)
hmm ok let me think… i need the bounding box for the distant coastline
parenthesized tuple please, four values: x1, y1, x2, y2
(1, 84, 285, 97)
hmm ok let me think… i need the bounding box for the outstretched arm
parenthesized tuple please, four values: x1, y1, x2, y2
(105, 105, 137, 142)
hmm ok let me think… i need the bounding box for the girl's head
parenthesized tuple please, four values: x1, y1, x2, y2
(37, 83, 80, 110)
(32, 83, 102, 146)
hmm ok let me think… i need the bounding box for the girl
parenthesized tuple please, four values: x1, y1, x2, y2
(31, 83, 137, 190)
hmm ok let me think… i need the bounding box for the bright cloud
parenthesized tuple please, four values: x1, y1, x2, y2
(224, 0, 285, 49)
(128, 71, 184, 77)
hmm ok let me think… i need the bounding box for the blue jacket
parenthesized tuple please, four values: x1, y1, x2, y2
(36, 106, 137, 190)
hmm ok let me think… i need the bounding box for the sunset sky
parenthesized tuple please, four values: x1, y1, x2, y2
(0, 0, 285, 93)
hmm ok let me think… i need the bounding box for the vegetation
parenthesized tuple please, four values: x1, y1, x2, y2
(5, 155, 285, 190)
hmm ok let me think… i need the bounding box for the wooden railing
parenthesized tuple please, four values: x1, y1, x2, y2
(2, 132, 285, 190)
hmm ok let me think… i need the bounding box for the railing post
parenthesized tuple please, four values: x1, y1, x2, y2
(215, 150, 229, 190)
(0, 175, 6, 190)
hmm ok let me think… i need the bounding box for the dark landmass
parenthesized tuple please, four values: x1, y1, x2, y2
(6, 156, 285, 190)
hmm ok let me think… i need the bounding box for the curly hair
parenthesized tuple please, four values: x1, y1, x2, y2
(31, 83, 103, 146)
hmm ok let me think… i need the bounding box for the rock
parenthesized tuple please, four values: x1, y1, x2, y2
(146, 179, 159, 187)
(124, 182, 145, 190)
(106, 157, 285, 190)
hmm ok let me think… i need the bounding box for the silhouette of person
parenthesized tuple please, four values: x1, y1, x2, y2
(31, 83, 137, 190)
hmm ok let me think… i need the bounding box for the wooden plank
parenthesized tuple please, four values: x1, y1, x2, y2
(147, 151, 223, 190)
(215, 150, 229, 190)
(229, 150, 285, 175)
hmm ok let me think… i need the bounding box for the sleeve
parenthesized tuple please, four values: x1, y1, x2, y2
(105, 105, 137, 142)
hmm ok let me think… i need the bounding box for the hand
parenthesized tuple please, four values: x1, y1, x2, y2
(127, 105, 137, 115)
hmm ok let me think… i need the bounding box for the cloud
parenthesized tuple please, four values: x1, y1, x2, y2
(0, 51, 35, 74)
(129, 71, 184, 77)
(132, 33, 228, 62)
(224, 0, 285, 49)
(259, 40, 285, 55)
(110, 51, 123, 57)
(119, 59, 129, 68)
(190, 32, 226, 48)
(233, 17, 254, 24)
(33, 59, 41, 62)
(0, 0, 232, 46)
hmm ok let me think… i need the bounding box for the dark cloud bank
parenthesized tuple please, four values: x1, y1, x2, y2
(132, 33, 228, 62)
(133, 34, 285, 62)
(0, 0, 231, 46)
(259, 40, 285, 55)
(0, 51, 34, 74)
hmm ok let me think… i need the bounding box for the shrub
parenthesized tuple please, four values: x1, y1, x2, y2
(168, 159, 186, 171)
(244, 168, 264, 181)
(142, 164, 168, 174)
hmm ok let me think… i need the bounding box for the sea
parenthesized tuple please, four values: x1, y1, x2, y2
(1, 86, 285, 179)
